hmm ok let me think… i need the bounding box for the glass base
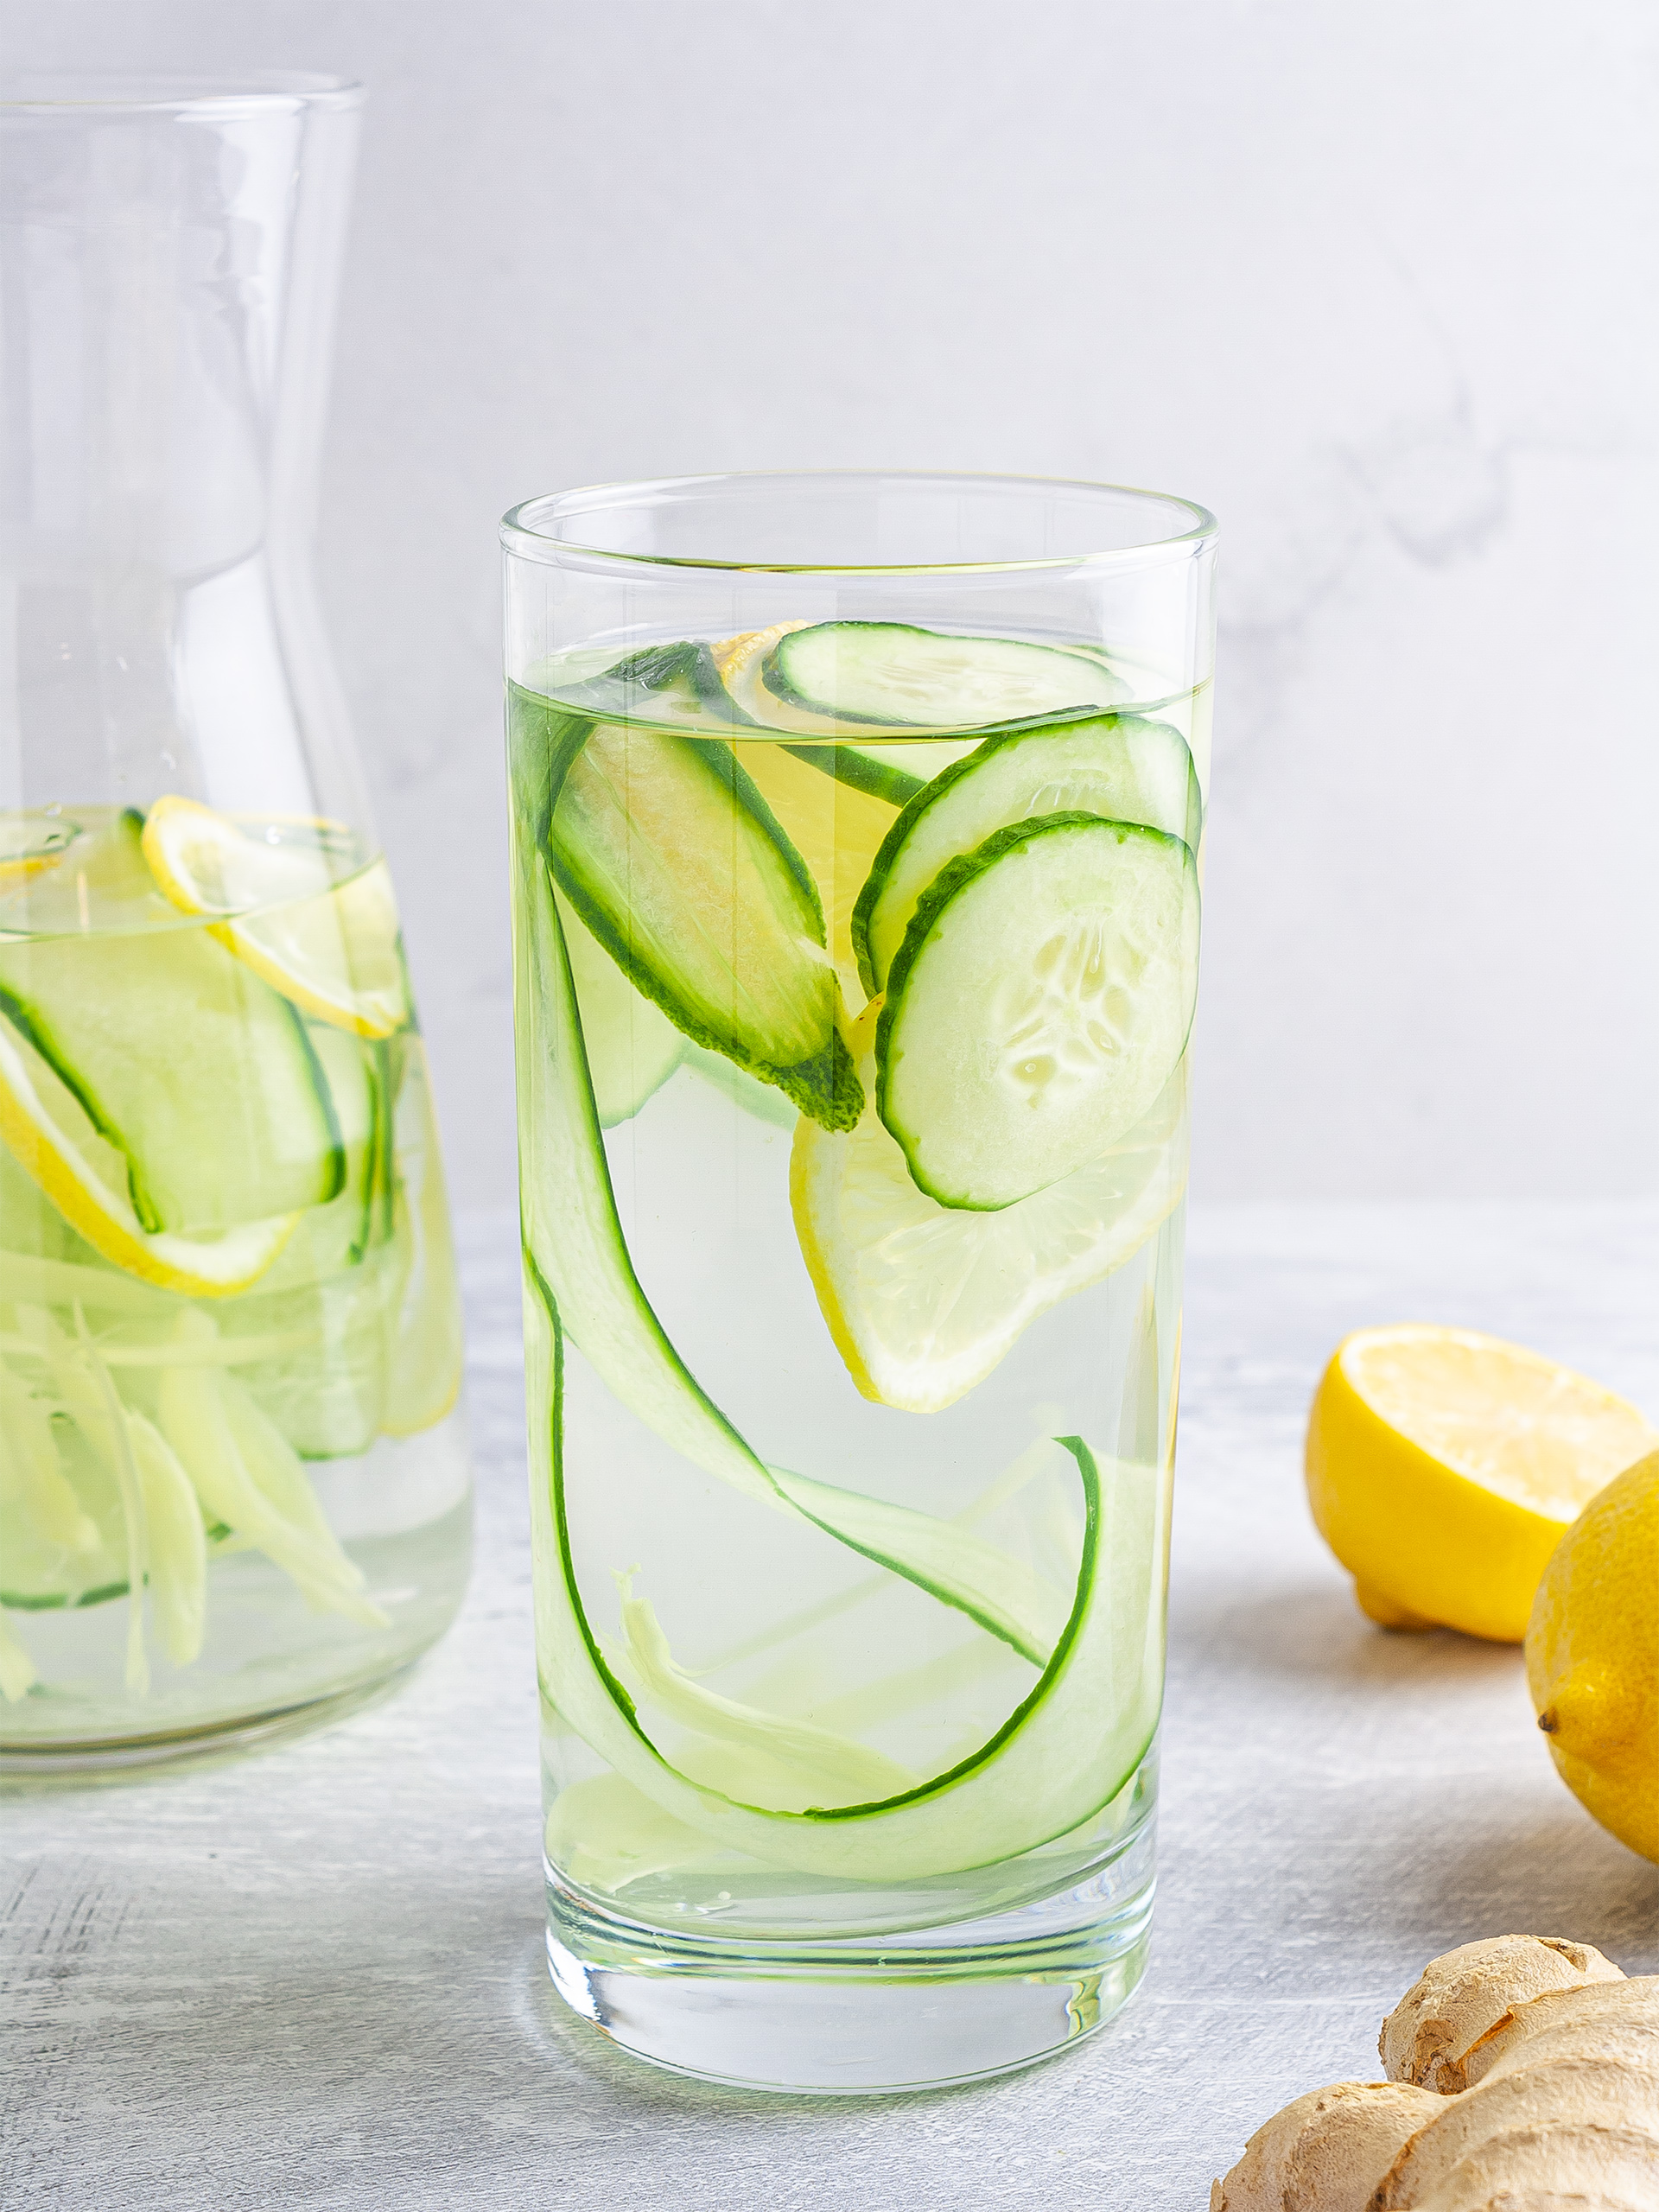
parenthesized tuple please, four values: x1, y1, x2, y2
(0, 1658, 417, 1777)
(544, 1827, 1156, 2093)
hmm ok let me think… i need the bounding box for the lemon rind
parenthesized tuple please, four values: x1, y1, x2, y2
(0, 1024, 295, 1297)
(142, 797, 408, 1041)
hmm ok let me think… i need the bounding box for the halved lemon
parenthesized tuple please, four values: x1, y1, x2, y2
(1306, 1325, 1656, 1642)
(142, 796, 410, 1039)
(0, 1018, 294, 1297)
(791, 1002, 1187, 1413)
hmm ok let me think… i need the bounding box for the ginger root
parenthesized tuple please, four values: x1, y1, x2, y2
(1207, 2082, 1443, 2212)
(1211, 1937, 1659, 2212)
(1378, 1933, 1623, 2093)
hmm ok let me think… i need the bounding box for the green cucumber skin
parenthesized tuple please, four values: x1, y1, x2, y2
(1, 1577, 130, 1613)
(527, 1238, 1164, 1876)
(513, 822, 1166, 1877)
(875, 811, 1198, 1212)
(760, 621, 966, 728)
(510, 681, 861, 1134)
(526, 1248, 1096, 1813)
(763, 622, 1118, 730)
(555, 640, 753, 733)
(851, 712, 1202, 998)
(514, 833, 1063, 1660)
(0, 981, 152, 1218)
(0, 956, 344, 1234)
(777, 742, 925, 808)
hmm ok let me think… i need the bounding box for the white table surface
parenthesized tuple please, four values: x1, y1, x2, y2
(4, 1203, 1656, 2210)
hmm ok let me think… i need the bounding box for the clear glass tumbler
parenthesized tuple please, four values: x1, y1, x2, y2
(0, 76, 471, 1766)
(505, 472, 1215, 2090)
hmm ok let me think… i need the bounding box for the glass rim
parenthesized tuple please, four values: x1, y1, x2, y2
(500, 469, 1219, 576)
(0, 70, 364, 115)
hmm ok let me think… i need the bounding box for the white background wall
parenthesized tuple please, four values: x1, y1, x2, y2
(16, 2, 1657, 1210)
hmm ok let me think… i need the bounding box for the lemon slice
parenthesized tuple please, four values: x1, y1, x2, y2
(791, 1004, 1187, 1413)
(0, 1017, 294, 1296)
(739, 741, 901, 1001)
(142, 796, 410, 1039)
(711, 622, 835, 734)
(1306, 1325, 1656, 1643)
(0, 810, 79, 883)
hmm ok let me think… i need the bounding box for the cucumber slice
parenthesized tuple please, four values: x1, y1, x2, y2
(525, 1257, 1166, 1881)
(549, 640, 732, 731)
(0, 862, 343, 1233)
(853, 713, 1202, 997)
(0, 808, 173, 938)
(555, 883, 683, 1127)
(0, 1015, 300, 1296)
(305, 1027, 382, 1264)
(512, 681, 861, 1132)
(710, 626, 973, 797)
(775, 743, 925, 809)
(378, 1035, 466, 1438)
(232, 1245, 403, 1459)
(766, 622, 1128, 730)
(511, 823, 1066, 1660)
(878, 814, 1200, 1211)
(794, 1006, 1188, 1413)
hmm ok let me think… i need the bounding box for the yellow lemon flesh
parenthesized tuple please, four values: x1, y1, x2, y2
(1305, 1325, 1656, 1643)
(791, 1003, 1187, 1414)
(1526, 1452, 1658, 1864)
(0, 1017, 294, 1297)
(737, 741, 899, 1003)
(142, 796, 410, 1039)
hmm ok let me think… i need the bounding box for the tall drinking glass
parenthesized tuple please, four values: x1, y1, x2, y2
(0, 77, 471, 1765)
(505, 473, 1215, 2090)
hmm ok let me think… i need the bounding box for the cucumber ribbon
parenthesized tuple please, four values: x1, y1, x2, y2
(514, 821, 1169, 1878)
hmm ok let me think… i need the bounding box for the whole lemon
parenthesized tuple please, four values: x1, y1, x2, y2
(1525, 1451, 1658, 1864)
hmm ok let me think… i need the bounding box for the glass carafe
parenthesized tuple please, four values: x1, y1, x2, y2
(0, 74, 472, 1765)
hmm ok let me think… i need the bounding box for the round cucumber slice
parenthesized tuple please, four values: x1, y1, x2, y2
(877, 813, 1199, 1211)
(853, 714, 1202, 997)
(765, 622, 1128, 730)
(794, 1006, 1188, 1412)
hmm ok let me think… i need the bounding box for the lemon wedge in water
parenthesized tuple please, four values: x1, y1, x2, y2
(142, 796, 410, 1039)
(1306, 1325, 1656, 1642)
(739, 742, 902, 1003)
(791, 1002, 1188, 1413)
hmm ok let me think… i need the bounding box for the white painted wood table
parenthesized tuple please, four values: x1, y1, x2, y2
(4, 1205, 1656, 2209)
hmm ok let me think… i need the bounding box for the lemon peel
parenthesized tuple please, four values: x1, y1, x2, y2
(1526, 1450, 1658, 1863)
(142, 796, 410, 1039)
(0, 1017, 293, 1297)
(1306, 1325, 1655, 1643)
(792, 1001, 1186, 1413)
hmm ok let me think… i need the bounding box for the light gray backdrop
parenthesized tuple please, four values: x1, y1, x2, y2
(14, 1, 1657, 1210)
